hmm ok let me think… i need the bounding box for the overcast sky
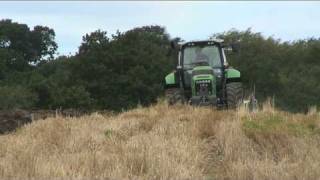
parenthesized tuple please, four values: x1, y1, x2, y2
(1, 1, 319, 55)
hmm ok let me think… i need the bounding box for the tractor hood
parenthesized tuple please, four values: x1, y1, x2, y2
(191, 66, 214, 76)
(190, 66, 217, 105)
(183, 66, 214, 88)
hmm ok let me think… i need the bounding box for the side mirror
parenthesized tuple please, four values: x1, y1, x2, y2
(170, 41, 177, 49)
(231, 43, 240, 53)
(222, 41, 240, 53)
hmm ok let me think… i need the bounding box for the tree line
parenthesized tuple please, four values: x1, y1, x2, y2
(0, 19, 319, 112)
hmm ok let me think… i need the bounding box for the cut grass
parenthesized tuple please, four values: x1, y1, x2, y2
(0, 102, 320, 180)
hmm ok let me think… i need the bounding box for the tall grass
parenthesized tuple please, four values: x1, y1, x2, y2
(0, 101, 319, 179)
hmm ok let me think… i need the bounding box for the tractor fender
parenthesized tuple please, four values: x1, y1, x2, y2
(164, 71, 179, 89)
(225, 68, 241, 83)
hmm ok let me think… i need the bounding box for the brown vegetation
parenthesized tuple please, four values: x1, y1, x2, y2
(0, 102, 319, 179)
(0, 110, 31, 134)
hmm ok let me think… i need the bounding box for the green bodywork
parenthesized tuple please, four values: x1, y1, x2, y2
(164, 40, 241, 106)
(191, 66, 215, 97)
(165, 68, 241, 86)
(192, 66, 213, 71)
(225, 68, 241, 79)
(165, 72, 176, 85)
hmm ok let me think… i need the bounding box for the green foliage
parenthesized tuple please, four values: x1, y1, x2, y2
(0, 18, 319, 112)
(0, 19, 59, 110)
(0, 19, 57, 67)
(276, 39, 320, 112)
(213, 29, 320, 112)
(243, 113, 320, 138)
(72, 25, 175, 110)
(47, 86, 92, 109)
(104, 129, 113, 138)
(33, 56, 93, 109)
(0, 85, 37, 109)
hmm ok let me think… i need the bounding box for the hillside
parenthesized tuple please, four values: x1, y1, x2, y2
(0, 102, 320, 180)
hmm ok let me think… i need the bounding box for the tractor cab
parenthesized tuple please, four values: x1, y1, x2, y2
(181, 40, 225, 70)
(180, 41, 224, 86)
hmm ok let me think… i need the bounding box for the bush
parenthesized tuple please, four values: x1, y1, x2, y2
(0, 85, 37, 109)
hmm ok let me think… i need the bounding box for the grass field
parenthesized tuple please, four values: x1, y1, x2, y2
(0, 101, 319, 180)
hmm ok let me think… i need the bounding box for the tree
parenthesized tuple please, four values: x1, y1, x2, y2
(73, 25, 175, 110)
(0, 19, 57, 71)
(32, 56, 93, 109)
(0, 85, 37, 110)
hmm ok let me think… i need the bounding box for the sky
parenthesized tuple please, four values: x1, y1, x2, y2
(0, 1, 319, 55)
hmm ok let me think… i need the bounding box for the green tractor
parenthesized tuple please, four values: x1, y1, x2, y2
(164, 39, 243, 108)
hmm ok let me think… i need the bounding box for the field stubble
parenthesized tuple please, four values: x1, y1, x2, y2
(0, 101, 320, 180)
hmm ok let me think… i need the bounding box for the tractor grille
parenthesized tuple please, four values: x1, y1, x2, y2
(195, 80, 212, 96)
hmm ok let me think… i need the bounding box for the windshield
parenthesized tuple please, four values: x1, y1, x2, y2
(182, 45, 222, 69)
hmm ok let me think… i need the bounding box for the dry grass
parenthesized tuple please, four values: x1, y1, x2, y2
(0, 101, 320, 180)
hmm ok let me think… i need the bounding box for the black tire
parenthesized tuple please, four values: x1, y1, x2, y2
(165, 88, 185, 105)
(226, 82, 243, 109)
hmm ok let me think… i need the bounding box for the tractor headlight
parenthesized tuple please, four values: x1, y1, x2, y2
(196, 80, 211, 84)
(195, 79, 212, 95)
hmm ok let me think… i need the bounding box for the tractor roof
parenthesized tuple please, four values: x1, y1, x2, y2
(179, 38, 224, 47)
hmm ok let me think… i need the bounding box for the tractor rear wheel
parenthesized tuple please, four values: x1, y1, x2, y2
(226, 82, 243, 109)
(165, 88, 185, 105)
